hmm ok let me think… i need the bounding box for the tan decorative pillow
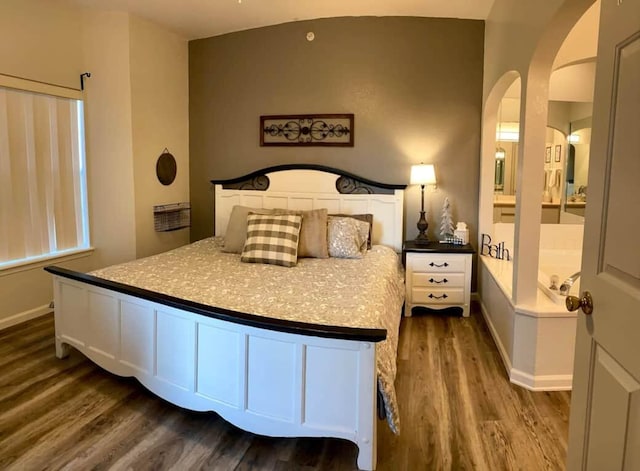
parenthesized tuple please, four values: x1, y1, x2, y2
(327, 217, 366, 259)
(274, 208, 329, 258)
(241, 213, 303, 267)
(222, 206, 275, 253)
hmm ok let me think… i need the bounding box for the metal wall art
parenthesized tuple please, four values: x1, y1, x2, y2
(260, 114, 354, 146)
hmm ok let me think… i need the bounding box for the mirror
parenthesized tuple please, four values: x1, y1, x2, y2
(492, 91, 593, 224)
(494, 152, 504, 191)
(547, 59, 595, 224)
(562, 116, 591, 222)
(493, 124, 568, 224)
(493, 87, 520, 223)
(549, 102, 593, 223)
(494, 140, 518, 193)
(493, 138, 519, 222)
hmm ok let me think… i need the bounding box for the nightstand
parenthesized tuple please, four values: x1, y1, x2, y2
(403, 240, 474, 317)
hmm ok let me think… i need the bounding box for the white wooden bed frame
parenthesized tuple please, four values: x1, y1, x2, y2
(46, 166, 405, 470)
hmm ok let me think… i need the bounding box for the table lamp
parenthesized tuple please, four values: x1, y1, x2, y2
(410, 163, 436, 244)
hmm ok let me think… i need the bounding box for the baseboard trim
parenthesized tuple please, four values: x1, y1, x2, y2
(479, 298, 573, 391)
(0, 305, 52, 330)
(509, 368, 573, 391)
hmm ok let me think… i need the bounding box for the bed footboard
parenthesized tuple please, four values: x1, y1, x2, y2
(50, 273, 379, 470)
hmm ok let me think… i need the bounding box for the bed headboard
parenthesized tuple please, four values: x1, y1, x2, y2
(211, 165, 406, 252)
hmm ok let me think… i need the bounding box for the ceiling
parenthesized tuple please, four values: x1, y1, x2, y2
(67, 0, 495, 40)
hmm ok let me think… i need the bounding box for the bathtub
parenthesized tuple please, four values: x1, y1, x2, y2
(479, 227, 581, 391)
(537, 249, 582, 304)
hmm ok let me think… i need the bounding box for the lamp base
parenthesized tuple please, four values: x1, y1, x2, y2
(414, 234, 430, 245)
(415, 210, 429, 244)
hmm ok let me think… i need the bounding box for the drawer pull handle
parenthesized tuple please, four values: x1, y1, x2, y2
(429, 278, 448, 284)
(429, 262, 449, 268)
(428, 293, 448, 300)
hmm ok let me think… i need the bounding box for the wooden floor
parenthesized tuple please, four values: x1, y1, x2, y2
(0, 304, 571, 470)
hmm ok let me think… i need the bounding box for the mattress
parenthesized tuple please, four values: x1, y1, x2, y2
(91, 237, 405, 433)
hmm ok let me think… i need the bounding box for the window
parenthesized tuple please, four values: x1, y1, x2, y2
(0, 85, 89, 269)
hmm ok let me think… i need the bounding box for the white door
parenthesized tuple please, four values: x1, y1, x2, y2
(566, 0, 640, 469)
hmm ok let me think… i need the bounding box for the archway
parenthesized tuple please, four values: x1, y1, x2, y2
(512, 0, 597, 304)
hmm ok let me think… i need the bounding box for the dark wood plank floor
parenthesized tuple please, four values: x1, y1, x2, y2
(0, 304, 570, 470)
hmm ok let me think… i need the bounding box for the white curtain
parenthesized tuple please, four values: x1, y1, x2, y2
(0, 87, 87, 265)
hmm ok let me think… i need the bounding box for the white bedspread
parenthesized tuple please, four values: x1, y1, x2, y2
(91, 237, 405, 433)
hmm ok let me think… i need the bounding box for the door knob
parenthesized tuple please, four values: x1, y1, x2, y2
(566, 291, 594, 315)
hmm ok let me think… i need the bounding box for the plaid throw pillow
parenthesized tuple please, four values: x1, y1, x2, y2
(241, 213, 303, 267)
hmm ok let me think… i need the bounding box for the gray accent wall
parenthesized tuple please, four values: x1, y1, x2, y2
(190, 16, 484, 244)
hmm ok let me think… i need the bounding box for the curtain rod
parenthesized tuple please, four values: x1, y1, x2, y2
(0, 72, 89, 92)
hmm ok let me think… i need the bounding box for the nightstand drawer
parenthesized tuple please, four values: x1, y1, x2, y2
(407, 253, 467, 273)
(412, 272, 466, 288)
(411, 288, 465, 304)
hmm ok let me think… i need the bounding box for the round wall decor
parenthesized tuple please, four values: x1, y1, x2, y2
(156, 150, 177, 185)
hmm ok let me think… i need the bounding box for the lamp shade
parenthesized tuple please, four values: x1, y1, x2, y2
(410, 164, 436, 185)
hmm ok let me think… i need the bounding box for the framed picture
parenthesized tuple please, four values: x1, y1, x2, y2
(261, 114, 354, 147)
(545, 146, 552, 163)
(554, 144, 562, 162)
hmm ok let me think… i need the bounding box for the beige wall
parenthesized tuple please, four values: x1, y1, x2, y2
(0, 2, 189, 326)
(548, 100, 572, 134)
(483, 0, 566, 100)
(189, 17, 484, 243)
(0, 255, 94, 328)
(82, 10, 138, 270)
(0, 0, 82, 90)
(552, 0, 600, 69)
(130, 16, 190, 258)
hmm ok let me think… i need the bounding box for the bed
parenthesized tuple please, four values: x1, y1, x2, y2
(44, 165, 406, 470)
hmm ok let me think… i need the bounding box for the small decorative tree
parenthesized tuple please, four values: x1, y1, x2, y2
(440, 197, 454, 239)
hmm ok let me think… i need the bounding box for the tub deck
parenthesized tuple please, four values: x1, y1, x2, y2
(479, 255, 578, 390)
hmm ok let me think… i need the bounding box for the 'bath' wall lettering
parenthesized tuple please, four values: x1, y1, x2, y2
(481, 234, 511, 261)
